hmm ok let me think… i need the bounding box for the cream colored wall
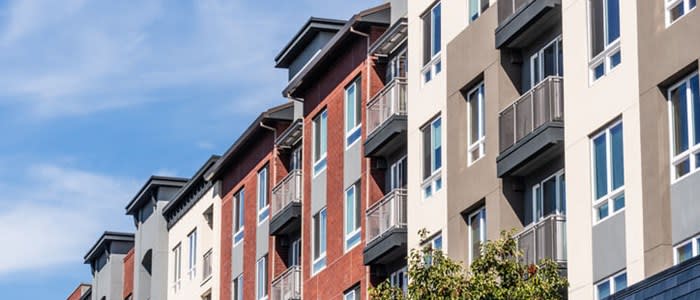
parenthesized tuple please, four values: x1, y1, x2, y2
(562, 0, 644, 298)
(166, 184, 219, 300)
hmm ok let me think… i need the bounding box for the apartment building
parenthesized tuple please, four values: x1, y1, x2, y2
(67, 283, 91, 300)
(163, 155, 221, 300)
(83, 232, 135, 300)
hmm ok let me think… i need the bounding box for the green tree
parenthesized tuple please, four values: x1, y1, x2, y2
(369, 230, 568, 300)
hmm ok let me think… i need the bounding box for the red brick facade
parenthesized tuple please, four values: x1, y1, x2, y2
(123, 248, 134, 299)
(66, 284, 90, 300)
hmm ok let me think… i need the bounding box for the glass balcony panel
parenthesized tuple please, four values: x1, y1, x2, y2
(271, 266, 301, 300)
(515, 214, 566, 265)
(271, 170, 302, 218)
(365, 189, 408, 244)
(367, 78, 408, 136)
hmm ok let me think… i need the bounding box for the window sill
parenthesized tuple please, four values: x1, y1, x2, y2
(345, 230, 362, 252)
(312, 256, 326, 276)
(421, 170, 443, 200)
(421, 54, 442, 84)
(589, 40, 621, 85)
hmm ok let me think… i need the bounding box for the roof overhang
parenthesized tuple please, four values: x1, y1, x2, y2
(124, 176, 188, 216)
(162, 155, 220, 228)
(274, 17, 346, 69)
(369, 17, 408, 57)
(275, 118, 303, 148)
(83, 231, 134, 264)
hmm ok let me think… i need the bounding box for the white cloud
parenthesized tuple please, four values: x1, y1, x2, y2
(0, 164, 137, 275)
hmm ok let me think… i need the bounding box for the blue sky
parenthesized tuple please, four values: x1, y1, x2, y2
(0, 0, 379, 299)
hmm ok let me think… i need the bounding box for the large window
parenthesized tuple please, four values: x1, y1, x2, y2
(666, 0, 697, 25)
(234, 189, 245, 245)
(595, 271, 627, 300)
(390, 156, 408, 191)
(313, 208, 327, 274)
(467, 83, 485, 164)
(469, 0, 489, 22)
(468, 207, 486, 264)
(422, 117, 443, 199)
(313, 110, 328, 175)
(187, 229, 197, 279)
(422, 2, 442, 83)
(345, 77, 362, 147)
(530, 37, 563, 88)
(674, 234, 700, 264)
(591, 121, 624, 223)
(532, 171, 566, 223)
(233, 275, 243, 300)
(589, 0, 621, 82)
(172, 243, 182, 292)
(345, 183, 361, 251)
(668, 73, 700, 181)
(257, 166, 269, 223)
(256, 256, 268, 300)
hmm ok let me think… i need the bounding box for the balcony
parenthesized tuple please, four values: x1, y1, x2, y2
(271, 266, 301, 300)
(270, 170, 302, 236)
(364, 189, 407, 265)
(497, 76, 564, 177)
(495, 0, 561, 49)
(364, 78, 408, 158)
(515, 214, 566, 267)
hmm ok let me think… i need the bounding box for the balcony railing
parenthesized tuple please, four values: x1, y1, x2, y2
(498, 0, 534, 23)
(515, 214, 566, 266)
(367, 78, 407, 137)
(366, 188, 407, 244)
(271, 265, 301, 300)
(499, 76, 563, 152)
(271, 170, 302, 218)
(202, 249, 213, 282)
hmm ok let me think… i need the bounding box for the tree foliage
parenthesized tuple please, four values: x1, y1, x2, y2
(369, 230, 568, 300)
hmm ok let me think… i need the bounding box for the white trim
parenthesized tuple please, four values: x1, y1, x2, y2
(587, 0, 622, 84)
(590, 120, 625, 225)
(674, 234, 700, 264)
(257, 166, 270, 224)
(312, 110, 328, 177)
(467, 207, 486, 264)
(312, 208, 327, 275)
(256, 256, 268, 300)
(594, 270, 627, 300)
(666, 0, 697, 27)
(531, 169, 566, 222)
(467, 82, 486, 165)
(668, 72, 700, 183)
(344, 77, 362, 149)
(344, 183, 362, 252)
(529, 36, 563, 88)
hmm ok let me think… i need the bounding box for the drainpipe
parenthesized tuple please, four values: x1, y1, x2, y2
(260, 121, 278, 183)
(350, 26, 373, 108)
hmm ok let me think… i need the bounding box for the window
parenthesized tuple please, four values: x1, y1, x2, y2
(469, 0, 489, 22)
(666, 0, 697, 25)
(422, 2, 442, 83)
(421, 117, 443, 199)
(257, 166, 269, 223)
(256, 256, 268, 300)
(344, 286, 360, 300)
(290, 238, 301, 266)
(589, 0, 621, 82)
(390, 156, 408, 191)
(344, 183, 361, 250)
(290, 145, 302, 171)
(668, 73, 700, 181)
(386, 49, 407, 82)
(313, 110, 328, 175)
(468, 207, 486, 264)
(390, 267, 409, 296)
(345, 77, 362, 147)
(595, 271, 627, 300)
(312, 208, 327, 274)
(233, 275, 243, 300)
(591, 121, 624, 223)
(428, 233, 443, 251)
(188, 229, 197, 279)
(530, 37, 563, 88)
(674, 235, 700, 264)
(532, 171, 566, 223)
(467, 83, 485, 164)
(234, 189, 245, 245)
(172, 244, 182, 292)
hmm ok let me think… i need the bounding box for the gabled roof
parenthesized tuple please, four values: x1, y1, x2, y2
(281, 3, 391, 98)
(124, 176, 188, 216)
(205, 102, 295, 181)
(274, 17, 346, 68)
(162, 155, 220, 229)
(83, 231, 134, 264)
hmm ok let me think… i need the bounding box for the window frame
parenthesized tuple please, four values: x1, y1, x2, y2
(257, 166, 270, 224)
(531, 170, 566, 222)
(390, 156, 408, 191)
(344, 183, 362, 251)
(172, 243, 182, 292)
(467, 82, 485, 165)
(233, 275, 244, 300)
(666, 0, 697, 26)
(187, 229, 197, 280)
(313, 110, 328, 176)
(421, 116, 443, 199)
(256, 255, 268, 300)
(390, 266, 409, 296)
(469, 0, 489, 22)
(312, 208, 327, 275)
(674, 234, 700, 264)
(595, 270, 627, 300)
(233, 188, 245, 246)
(590, 120, 625, 224)
(529, 36, 563, 88)
(667, 72, 700, 182)
(344, 285, 360, 300)
(467, 207, 486, 264)
(588, 0, 622, 83)
(421, 2, 442, 84)
(344, 77, 362, 148)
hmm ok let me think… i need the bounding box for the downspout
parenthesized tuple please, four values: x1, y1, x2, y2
(260, 120, 278, 207)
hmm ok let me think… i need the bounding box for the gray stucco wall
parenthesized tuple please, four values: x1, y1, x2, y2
(92, 253, 126, 300)
(311, 168, 327, 215)
(671, 172, 700, 245)
(344, 141, 362, 189)
(133, 195, 172, 300)
(389, 0, 407, 23)
(592, 212, 627, 282)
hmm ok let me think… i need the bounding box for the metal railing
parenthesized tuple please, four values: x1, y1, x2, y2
(498, 0, 535, 24)
(499, 76, 564, 152)
(271, 170, 302, 218)
(366, 188, 408, 244)
(202, 249, 213, 281)
(271, 265, 301, 300)
(367, 78, 407, 136)
(515, 214, 567, 265)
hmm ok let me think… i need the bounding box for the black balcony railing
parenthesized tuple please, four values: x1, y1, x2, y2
(515, 214, 566, 266)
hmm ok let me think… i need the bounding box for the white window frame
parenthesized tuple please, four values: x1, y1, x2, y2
(233, 275, 243, 300)
(667, 72, 700, 183)
(344, 183, 361, 251)
(172, 243, 182, 293)
(426, 233, 443, 251)
(421, 116, 443, 200)
(468, 0, 488, 22)
(312, 208, 327, 275)
(257, 166, 270, 224)
(590, 120, 625, 224)
(595, 270, 627, 300)
(467, 83, 485, 165)
(313, 110, 328, 176)
(344, 286, 360, 300)
(529, 36, 563, 88)
(531, 170, 566, 222)
(345, 77, 362, 148)
(421, 2, 442, 84)
(468, 207, 486, 264)
(390, 156, 408, 191)
(666, 0, 697, 26)
(390, 266, 409, 296)
(233, 189, 245, 246)
(256, 256, 268, 300)
(588, 0, 622, 83)
(187, 229, 197, 280)
(674, 234, 700, 264)
(290, 238, 301, 266)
